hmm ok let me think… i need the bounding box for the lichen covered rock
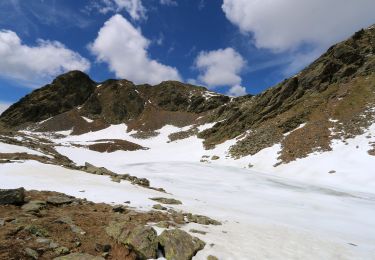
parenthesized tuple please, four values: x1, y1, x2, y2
(158, 229, 205, 260)
(0, 188, 25, 205)
(106, 222, 158, 259)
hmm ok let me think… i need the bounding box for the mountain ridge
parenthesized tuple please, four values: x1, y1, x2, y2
(1, 25, 374, 164)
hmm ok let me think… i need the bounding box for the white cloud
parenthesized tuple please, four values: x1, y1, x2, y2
(195, 48, 245, 88)
(283, 50, 322, 76)
(227, 85, 247, 97)
(0, 101, 11, 114)
(92, 0, 146, 20)
(0, 29, 90, 87)
(222, 0, 375, 52)
(89, 14, 181, 85)
(160, 0, 178, 6)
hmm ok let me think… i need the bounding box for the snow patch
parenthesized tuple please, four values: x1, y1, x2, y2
(0, 142, 47, 157)
(81, 116, 93, 123)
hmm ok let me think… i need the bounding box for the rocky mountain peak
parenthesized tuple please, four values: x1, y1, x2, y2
(0, 70, 96, 128)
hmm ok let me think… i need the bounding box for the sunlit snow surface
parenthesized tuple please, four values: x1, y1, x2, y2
(2, 123, 375, 259)
(0, 142, 47, 156)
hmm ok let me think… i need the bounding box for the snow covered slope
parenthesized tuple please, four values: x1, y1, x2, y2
(2, 120, 374, 259)
(1, 142, 375, 259)
(47, 121, 375, 194)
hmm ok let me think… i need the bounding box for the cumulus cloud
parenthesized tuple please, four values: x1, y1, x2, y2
(227, 85, 247, 97)
(91, 0, 146, 20)
(0, 29, 90, 87)
(160, 0, 177, 6)
(195, 48, 245, 88)
(222, 0, 375, 52)
(0, 101, 11, 114)
(89, 14, 181, 85)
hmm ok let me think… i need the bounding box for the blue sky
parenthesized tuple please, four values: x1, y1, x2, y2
(0, 0, 374, 111)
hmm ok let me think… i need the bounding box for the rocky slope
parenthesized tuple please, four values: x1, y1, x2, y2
(0, 188, 217, 260)
(200, 26, 375, 161)
(0, 73, 229, 135)
(1, 25, 374, 165)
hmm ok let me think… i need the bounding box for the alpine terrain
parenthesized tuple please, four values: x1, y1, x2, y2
(0, 25, 375, 259)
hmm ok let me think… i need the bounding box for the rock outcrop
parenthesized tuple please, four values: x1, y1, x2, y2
(158, 229, 206, 260)
(106, 222, 158, 259)
(0, 188, 25, 205)
(0, 71, 96, 127)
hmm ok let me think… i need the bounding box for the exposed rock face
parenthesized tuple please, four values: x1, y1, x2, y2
(0, 75, 229, 133)
(137, 81, 229, 113)
(158, 229, 206, 260)
(0, 188, 25, 205)
(81, 79, 145, 123)
(0, 71, 96, 127)
(199, 25, 375, 161)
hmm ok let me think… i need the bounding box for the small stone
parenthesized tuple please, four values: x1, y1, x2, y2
(329, 170, 336, 174)
(152, 204, 167, 210)
(49, 242, 59, 249)
(47, 196, 74, 206)
(74, 241, 81, 247)
(189, 229, 207, 235)
(112, 205, 127, 213)
(131, 177, 150, 187)
(36, 238, 52, 244)
(55, 216, 86, 235)
(211, 155, 220, 160)
(0, 187, 25, 205)
(54, 246, 70, 256)
(207, 255, 219, 260)
(149, 197, 182, 205)
(95, 243, 111, 252)
(21, 200, 46, 213)
(25, 225, 49, 237)
(156, 221, 170, 228)
(4, 217, 15, 222)
(25, 248, 39, 259)
(110, 176, 121, 183)
(102, 244, 111, 252)
(0, 218, 4, 226)
(54, 253, 105, 260)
